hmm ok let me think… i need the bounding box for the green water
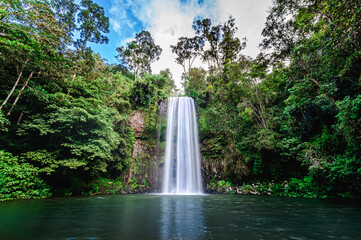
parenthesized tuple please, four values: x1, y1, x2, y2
(0, 194, 360, 239)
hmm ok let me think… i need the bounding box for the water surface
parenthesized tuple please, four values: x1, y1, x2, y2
(0, 194, 360, 239)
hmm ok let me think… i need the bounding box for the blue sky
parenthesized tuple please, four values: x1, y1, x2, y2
(87, 0, 273, 87)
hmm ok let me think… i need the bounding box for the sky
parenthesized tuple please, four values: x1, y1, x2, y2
(88, 0, 273, 88)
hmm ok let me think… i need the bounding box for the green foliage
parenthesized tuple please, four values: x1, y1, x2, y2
(181, 0, 361, 198)
(82, 177, 151, 195)
(170, 36, 204, 74)
(17, 97, 122, 176)
(1, 0, 361, 199)
(207, 175, 234, 194)
(283, 177, 327, 198)
(0, 110, 10, 132)
(0, 150, 51, 201)
(116, 30, 162, 78)
(191, 16, 246, 68)
(129, 73, 172, 109)
(0, 0, 174, 199)
(336, 96, 361, 151)
(75, 0, 109, 52)
(0, 60, 171, 198)
(326, 155, 361, 197)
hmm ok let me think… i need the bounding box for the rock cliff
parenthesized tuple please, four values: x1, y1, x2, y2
(123, 103, 166, 191)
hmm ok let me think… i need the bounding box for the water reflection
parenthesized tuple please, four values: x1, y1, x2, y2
(0, 194, 361, 239)
(160, 195, 207, 239)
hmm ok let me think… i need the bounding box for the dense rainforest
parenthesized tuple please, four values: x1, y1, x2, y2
(0, 0, 360, 201)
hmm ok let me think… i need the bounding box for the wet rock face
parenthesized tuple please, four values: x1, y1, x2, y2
(201, 156, 226, 186)
(201, 143, 250, 186)
(128, 111, 145, 137)
(122, 139, 161, 188)
(124, 109, 164, 191)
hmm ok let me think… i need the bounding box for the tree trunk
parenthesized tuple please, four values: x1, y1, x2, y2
(16, 97, 29, 125)
(0, 58, 28, 110)
(70, 33, 89, 84)
(16, 111, 23, 125)
(80, 32, 90, 54)
(7, 70, 34, 116)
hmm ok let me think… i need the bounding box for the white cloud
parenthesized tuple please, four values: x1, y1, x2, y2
(110, 18, 121, 33)
(217, 0, 272, 57)
(135, 0, 219, 89)
(146, 2, 199, 88)
(109, 0, 144, 38)
(109, 0, 272, 89)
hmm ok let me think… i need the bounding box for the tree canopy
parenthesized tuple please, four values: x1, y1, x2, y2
(179, 1, 361, 198)
(116, 30, 162, 79)
(0, 0, 170, 200)
(1, 0, 361, 199)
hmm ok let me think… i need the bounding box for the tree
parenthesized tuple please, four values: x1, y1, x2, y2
(185, 16, 245, 70)
(18, 101, 122, 176)
(0, 150, 51, 201)
(116, 30, 162, 79)
(258, 0, 361, 195)
(220, 16, 246, 64)
(70, 0, 109, 81)
(193, 18, 222, 68)
(260, 0, 304, 61)
(0, 0, 69, 115)
(170, 36, 204, 74)
(75, 0, 109, 53)
(51, 0, 78, 39)
(0, 0, 176, 198)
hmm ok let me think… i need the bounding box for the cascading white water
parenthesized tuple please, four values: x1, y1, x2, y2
(162, 97, 203, 194)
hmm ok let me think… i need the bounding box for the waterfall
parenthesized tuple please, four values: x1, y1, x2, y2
(162, 97, 203, 194)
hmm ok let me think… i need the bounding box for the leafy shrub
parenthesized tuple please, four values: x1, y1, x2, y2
(18, 102, 123, 176)
(284, 176, 327, 198)
(0, 110, 10, 132)
(207, 175, 235, 193)
(0, 150, 51, 201)
(327, 155, 361, 197)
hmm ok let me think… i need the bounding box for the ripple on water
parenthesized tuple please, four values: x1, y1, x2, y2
(0, 194, 361, 240)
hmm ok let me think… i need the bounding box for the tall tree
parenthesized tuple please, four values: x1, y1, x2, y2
(170, 36, 204, 74)
(51, 0, 78, 43)
(220, 16, 246, 64)
(75, 0, 109, 53)
(193, 18, 222, 68)
(116, 30, 162, 79)
(191, 16, 245, 69)
(0, 0, 69, 114)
